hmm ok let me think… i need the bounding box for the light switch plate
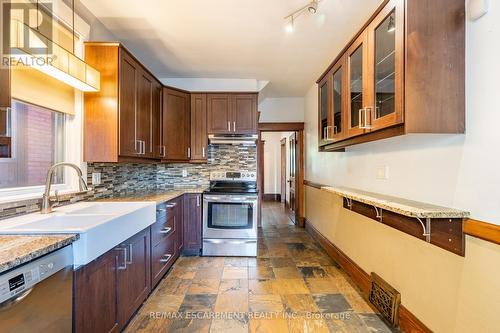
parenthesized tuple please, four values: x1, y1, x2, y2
(182, 169, 188, 178)
(376, 166, 389, 180)
(92, 172, 101, 185)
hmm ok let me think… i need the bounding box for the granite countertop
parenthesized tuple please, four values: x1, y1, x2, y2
(101, 187, 207, 205)
(0, 234, 78, 274)
(322, 186, 470, 219)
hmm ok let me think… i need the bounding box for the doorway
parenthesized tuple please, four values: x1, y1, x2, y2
(257, 123, 305, 227)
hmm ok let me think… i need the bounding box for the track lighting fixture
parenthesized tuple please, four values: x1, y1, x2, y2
(284, 0, 321, 33)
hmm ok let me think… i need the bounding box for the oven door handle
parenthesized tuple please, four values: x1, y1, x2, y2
(204, 196, 257, 202)
(203, 239, 257, 245)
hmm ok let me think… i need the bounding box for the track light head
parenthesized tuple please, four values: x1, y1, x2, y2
(308, 1, 318, 14)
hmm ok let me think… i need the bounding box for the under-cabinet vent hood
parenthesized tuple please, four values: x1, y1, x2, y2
(208, 134, 258, 146)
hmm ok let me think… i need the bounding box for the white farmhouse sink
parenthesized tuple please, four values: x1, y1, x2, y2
(0, 201, 156, 267)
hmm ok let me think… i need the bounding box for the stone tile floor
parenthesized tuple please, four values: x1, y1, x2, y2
(125, 202, 397, 333)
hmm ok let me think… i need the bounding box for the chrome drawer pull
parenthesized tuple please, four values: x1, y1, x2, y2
(159, 254, 172, 263)
(117, 247, 127, 270)
(159, 227, 172, 234)
(126, 244, 133, 264)
(166, 203, 177, 208)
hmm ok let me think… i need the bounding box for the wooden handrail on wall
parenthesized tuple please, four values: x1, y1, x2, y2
(304, 180, 500, 247)
(464, 219, 500, 245)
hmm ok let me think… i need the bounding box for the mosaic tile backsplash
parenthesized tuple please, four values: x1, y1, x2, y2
(0, 144, 257, 220)
(89, 144, 257, 198)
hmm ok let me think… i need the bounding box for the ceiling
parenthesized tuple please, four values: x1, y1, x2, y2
(80, 0, 382, 98)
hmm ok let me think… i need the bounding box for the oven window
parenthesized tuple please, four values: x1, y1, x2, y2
(208, 202, 253, 229)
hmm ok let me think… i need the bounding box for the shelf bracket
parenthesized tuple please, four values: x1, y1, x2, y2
(346, 197, 353, 210)
(373, 206, 383, 222)
(416, 217, 431, 242)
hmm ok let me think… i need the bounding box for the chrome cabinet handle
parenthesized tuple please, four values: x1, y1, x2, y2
(358, 108, 364, 128)
(135, 140, 141, 154)
(187, 147, 191, 158)
(160, 145, 166, 157)
(126, 244, 133, 264)
(202, 147, 205, 158)
(228, 121, 231, 131)
(142, 141, 146, 155)
(159, 227, 172, 234)
(233, 121, 236, 132)
(196, 195, 200, 207)
(117, 247, 127, 270)
(358, 108, 372, 129)
(333, 126, 338, 135)
(159, 254, 172, 263)
(166, 203, 177, 208)
(364, 107, 372, 129)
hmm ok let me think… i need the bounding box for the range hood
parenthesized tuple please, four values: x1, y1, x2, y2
(208, 134, 258, 145)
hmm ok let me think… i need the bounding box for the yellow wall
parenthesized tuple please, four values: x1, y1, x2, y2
(305, 186, 500, 333)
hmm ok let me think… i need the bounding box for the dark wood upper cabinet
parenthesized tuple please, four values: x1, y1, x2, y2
(190, 94, 208, 163)
(84, 43, 162, 162)
(74, 248, 120, 333)
(183, 193, 202, 256)
(207, 93, 257, 135)
(232, 94, 257, 134)
(162, 88, 190, 162)
(318, 0, 465, 151)
(207, 94, 232, 134)
(0, 1, 11, 111)
(117, 228, 151, 330)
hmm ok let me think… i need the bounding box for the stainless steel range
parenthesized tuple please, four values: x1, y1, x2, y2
(203, 171, 258, 257)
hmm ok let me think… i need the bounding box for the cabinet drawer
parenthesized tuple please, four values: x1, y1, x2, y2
(151, 234, 177, 287)
(151, 214, 175, 246)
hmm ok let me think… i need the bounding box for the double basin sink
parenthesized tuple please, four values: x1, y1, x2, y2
(0, 202, 156, 267)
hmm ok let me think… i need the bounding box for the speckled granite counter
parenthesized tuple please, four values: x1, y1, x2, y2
(0, 234, 78, 274)
(322, 186, 470, 219)
(101, 188, 207, 205)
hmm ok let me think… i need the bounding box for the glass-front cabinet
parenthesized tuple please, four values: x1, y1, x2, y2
(330, 56, 346, 141)
(346, 32, 368, 138)
(368, 0, 404, 131)
(318, 75, 331, 146)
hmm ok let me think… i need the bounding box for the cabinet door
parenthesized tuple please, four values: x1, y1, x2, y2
(162, 88, 190, 161)
(190, 94, 208, 162)
(74, 250, 120, 333)
(152, 81, 163, 158)
(183, 193, 202, 255)
(232, 94, 257, 134)
(368, 0, 404, 131)
(331, 56, 348, 141)
(119, 51, 140, 157)
(117, 228, 151, 329)
(318, 75, 331, 146)
(207, 94, 231, 134)
(137, 70, 153, 158)
(346, 32, 370, 138)
(0, 1, 11, 110)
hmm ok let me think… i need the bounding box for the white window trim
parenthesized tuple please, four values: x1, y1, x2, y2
(0, 2, 89, 203)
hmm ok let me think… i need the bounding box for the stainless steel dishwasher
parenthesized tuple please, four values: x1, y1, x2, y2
(0, 245, 73, 333)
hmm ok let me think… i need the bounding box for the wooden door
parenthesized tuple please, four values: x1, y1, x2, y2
(288, 133, 297, 223)
(231, 94, 257, 134)
(330, 56, 348, 141)
(367, 0, 404, 131)
(190, 94, 208, 162)
(162, 88, 190, 161)
(137, 70, 153, 158)
(117, 228, 151, 329)
(183, 193, 202, 255)
(152, 81, 163, 158)
(318, 75, 332, 146)
(346, 31, 370, 138)
(207, 94, 231, 134)
(280, 138, 286, 204)
(74, 250, 120, 333)
(119, 51, 140, 157)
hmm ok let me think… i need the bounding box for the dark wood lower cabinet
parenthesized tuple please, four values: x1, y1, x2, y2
(117, 228, 151, 328)
(183, 194, 202, 256)
(74, 247, 120, 333)
(74, 194, 202, 331)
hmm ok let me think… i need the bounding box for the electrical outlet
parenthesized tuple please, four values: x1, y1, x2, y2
(376, 166, 389, 180)
(92, 172, 101, 185)
(182, 169, 188, 178)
